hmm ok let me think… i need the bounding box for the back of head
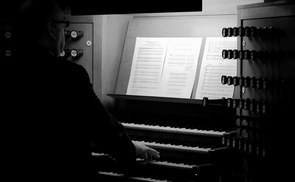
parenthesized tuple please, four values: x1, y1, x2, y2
(13, 0, 61, 43)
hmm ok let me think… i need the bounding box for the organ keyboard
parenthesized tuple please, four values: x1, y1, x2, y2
(92, 94, 237, 182)
(122, 123, 226, 136)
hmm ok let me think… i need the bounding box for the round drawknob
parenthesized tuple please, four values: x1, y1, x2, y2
(239, 50, 244, 60)
(222, 50, 228, 59)
(244, 26, 251, 37)
(233, 27, 239, 37)
(5, 49, 12, 57)
(221, 75, 228, 85)
(233, 50, 239, 59)
(4, 31, 12, 39)
(70, 49, 83, 58)
(222, 28, 228, 37)
(238, 27, 245, 37)
(70, 30, 83, 39)
(238, 77, 245, 87)
(233, 76, 239, 86)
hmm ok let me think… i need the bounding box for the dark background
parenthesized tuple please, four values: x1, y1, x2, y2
(1, 0, 202, 18)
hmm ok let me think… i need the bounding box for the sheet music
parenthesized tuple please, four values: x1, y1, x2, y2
(195, 37, 237, 99)
(158, 38, 202, 98)
(127, 37, 168, 96)
(127, 37, 202, 98)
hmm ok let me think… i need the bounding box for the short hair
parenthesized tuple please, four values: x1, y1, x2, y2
(13, 0, 61, 41)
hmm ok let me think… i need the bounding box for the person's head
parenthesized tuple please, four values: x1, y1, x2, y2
(13, 0, 68, 57)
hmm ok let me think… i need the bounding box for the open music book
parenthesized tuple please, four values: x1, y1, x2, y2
(127, 37, 237, 99)
(127, 37, 202, 98)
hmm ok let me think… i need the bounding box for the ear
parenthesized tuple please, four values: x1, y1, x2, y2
(46, 21, 57, 40)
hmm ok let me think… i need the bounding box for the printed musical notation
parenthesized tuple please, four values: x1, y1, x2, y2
(127, 38, 167, 96)
(199, 65, 236, 98)
(195, 37, 237, 99)
(127, 37, 202, 98)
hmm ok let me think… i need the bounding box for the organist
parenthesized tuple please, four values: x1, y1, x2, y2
(1, 0, 159, 181)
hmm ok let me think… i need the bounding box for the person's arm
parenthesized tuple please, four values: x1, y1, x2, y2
(73, 64, 159, 163)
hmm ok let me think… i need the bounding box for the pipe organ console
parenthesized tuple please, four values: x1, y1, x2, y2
(1, 1, 295, 182)
(93, 1, 295, 182)
(92, 95, 237, 182)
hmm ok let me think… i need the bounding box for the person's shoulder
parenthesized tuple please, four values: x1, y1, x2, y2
(55, 57, 79, 67)
(56, 57, 85, 71)
(54, 57, 89, 77)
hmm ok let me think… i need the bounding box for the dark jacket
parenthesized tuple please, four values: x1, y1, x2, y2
(1, 45, 136, 181)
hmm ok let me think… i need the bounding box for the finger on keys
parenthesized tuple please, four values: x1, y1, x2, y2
(147, 147, 160, 159)
(132, 141, 160, 161)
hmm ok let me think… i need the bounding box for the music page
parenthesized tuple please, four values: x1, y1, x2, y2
(127, 37, 168, 96)
(158, 38, 202, 98)
(195, 37, 237, 99)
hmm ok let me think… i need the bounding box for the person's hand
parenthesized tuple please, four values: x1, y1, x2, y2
(132, 141, 160, 161)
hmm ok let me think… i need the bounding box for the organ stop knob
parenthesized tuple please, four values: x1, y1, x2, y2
(70, 49, 83, 58)
(70, 30, 84, 39)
